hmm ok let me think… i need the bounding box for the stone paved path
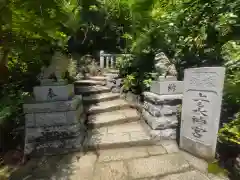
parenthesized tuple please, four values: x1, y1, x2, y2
(9, 75, 229, 180)
(10, 142, 228, 180)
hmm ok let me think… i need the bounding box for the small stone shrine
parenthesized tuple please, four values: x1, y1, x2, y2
(142, 76, 183, 140)
(23, 52, 86, 156)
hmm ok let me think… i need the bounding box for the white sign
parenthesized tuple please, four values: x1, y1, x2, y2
(180, 67, 225, 160)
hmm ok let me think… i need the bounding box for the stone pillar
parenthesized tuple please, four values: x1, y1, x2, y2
(100, 50, 104, 68)
(111, 56, 115, 68)
(106, 56, 110, 68)
(23, 76, 86, 156)
(142, 77, 183, 140)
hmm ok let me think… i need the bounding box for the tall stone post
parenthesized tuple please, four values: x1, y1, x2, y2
(106, 56, 110, 69)
(100, 50, 104, 69)
(111, 55, 115, 68)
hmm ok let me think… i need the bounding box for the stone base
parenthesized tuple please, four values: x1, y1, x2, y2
(25, 123, 85, 143)
(143, 92, 182, 106)
(23, 95, 83, 113)
(143, 101, 178, 117)
(150, 81, 183, 95)
(25, 134, 86, 156)
(142, 109, 178, 130)
(25, 102, 84, 127)
(33, 84, 74, 102)
(150, 129, 176, 140)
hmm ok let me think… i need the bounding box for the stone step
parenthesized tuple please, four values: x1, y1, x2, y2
(88, 76, 107, 81)
(83, 121, 153, 150)
(88, 109, 140, 128)
(86, 99, 131, 115)
(83, 92, 119, 103)
(75, 85, 110, 95)
(74, 80, 105, 86)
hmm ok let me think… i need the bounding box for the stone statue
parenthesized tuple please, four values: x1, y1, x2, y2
(154, 52, 177, 78)
(38, 51, 69, 82)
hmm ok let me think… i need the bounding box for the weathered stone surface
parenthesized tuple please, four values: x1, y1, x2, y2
(150, 129, 176, 140)
(142, 109, 178, 130)
(87, 99, 130, 114)
(54, 152, 97, 180)
(83, 92, 119, 103)
(34, 84, 74, 102)
(25, 104, 84, 127)
(75, 85, 110, 95)
(23, 95, 82, 113)
(150, 81, 183, 95)
(127, 154, 189, 179)
(40, 79, 68, 86)
(180, 67, 225, 160)
(179, 150, 208, 173)
(143, 92, 183, 106)
(146, 145, 167, 156)
(88, 109, 139, 128)
(107, 122, 144, 134)
(74, 79, 105, 86)
(25, 123, 84, 143)
(143, 101, 178, 117)
(158, 76, 177, 81)
(98, 147, 148, 162)
(93, 161, 128, 180)
(159, 171, 210, 180)
(26, 134, 85, 156)
(160, 140, 179, 153)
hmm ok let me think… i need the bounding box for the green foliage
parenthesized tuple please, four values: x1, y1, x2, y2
(218, 113, 240, 145)
(208, 161, 229, 176)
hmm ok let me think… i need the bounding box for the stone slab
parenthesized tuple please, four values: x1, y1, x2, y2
(75, 85, 110, 95)
(146, 145, 167, 156)
(142, 109, 178, 130)
(87, 99, 130, 114)
(23, 95, 82, 113)
(25, 123, 84, 143)
(74, 79, 105, 86)
(160, 140, 179, 153)
(98, 146, 148, 162)
(180, 67, 225, 160)
(159, 171, 210, 180)
(143, 101, 178, 117)
(88, 109, 139, 128)
(143, 92, 182, 106)
(93, 161, 128, 180)
(25, 104, 84, 127)
(150, 81, 183, 95)
(40, 79, 68, 86)
(34, 84, 74, 102)
(83, 92, 119, 103)
(149, 128, 177, 140)
(127, 154, 189, 179)
(158, 76, 177, 81)
(25, 134, 85, 156)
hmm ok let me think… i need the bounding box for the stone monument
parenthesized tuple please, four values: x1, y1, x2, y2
(23, 51, 86, 156)
(180, 67, 225, 160)
(142, 74, 183, 140)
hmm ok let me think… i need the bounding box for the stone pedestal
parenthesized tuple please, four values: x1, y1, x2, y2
(142, 77, 183, 140)
(23, 81, 86, 156)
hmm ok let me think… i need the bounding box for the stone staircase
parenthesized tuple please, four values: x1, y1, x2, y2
(74, 76, 153, 151)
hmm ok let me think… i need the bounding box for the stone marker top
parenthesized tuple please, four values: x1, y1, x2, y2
(158, 76, 177, 82)
(38, 51, 69, 83)
(184, 67, 225, 92)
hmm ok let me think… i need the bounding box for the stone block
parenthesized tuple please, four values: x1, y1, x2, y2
(143, 91, 182, 105)
(23, 95, 82, 113)
(158, 76, 177, 81)
(150, 81, 183, 95)
(142, 109, 178, 130)
(33, 84, 74, 102)
(150, 129, 177, 140)
(180, 67, 225, 160)
(40, 79, 68, 86)
(26, 134, 85, 156)
(25, 104, 84, 127)
(25, 123, 85, 143)
(143, 101, 178, 117)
